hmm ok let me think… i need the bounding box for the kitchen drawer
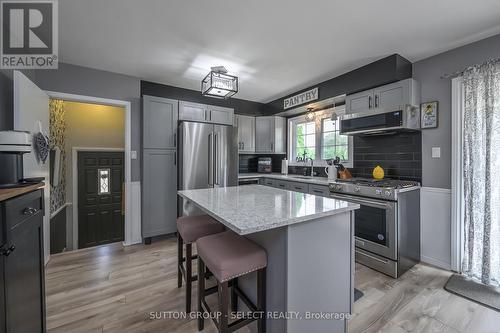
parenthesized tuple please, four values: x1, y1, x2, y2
(287, 181, 309, 193)
(309, 185, 330, 197)
(260, 178, 275, 187)
(4, 189, 43, 231)
(274, 180, 288, 190)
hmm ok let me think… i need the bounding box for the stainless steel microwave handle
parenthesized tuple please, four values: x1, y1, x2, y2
(330, 193, 392, 209)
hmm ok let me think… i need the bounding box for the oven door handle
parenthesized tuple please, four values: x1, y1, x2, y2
(330, 193, 393, 209)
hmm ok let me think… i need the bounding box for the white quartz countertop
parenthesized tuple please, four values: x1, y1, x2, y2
(178, 185, 359, 235)
(238, 172, 331, 186)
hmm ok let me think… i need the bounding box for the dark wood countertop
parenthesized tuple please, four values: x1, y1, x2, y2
(0, 183, 45, 202)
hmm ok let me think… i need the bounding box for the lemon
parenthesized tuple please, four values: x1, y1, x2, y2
(372, 165, 385, 180)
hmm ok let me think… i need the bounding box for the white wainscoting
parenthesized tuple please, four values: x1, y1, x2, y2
(125, 181, 142, 246)
(420, 187, 452, 270)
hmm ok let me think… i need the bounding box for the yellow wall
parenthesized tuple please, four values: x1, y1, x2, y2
(63, 101, 125, 204)
(64, 101, 125, 150)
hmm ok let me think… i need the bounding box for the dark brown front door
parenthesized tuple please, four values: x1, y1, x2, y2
(78, 151, 124, 249)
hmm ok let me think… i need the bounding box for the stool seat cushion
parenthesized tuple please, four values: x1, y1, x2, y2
(197, 231, 267, 282)
(177, 215, 225, 244)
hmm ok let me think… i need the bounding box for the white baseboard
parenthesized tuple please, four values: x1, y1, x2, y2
(421, 255, 452, 271)
(420, 187, 452, 271)
(124, 181, 142, 246)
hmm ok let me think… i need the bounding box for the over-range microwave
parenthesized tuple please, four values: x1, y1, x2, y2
(339, 104, 420, 136)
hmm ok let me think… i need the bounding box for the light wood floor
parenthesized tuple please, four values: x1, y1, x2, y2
(46, 237, 500, 333)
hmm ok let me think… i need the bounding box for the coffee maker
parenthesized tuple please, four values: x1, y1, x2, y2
(0, 130, 33, 188)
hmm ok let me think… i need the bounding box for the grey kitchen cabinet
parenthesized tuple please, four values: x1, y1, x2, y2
(260, 178, 275, 187)
(373, 79, 420, 111)
(345, 79, 420, 114)
(178, 101, 207, 122)
(235, 115, 255, 153)
(143, 95, 178, 149)
(255, 116, 286, 154)
(1, 189, 46, 333)
(345, 90, 373, 114)
(209, 105, 234, 125)
(286, 181, 309, 193)
(309, 185, 330, 197)
(179, 101, 234, 125)
(274, 180, 288, 190)
(142, 149, 177, 237)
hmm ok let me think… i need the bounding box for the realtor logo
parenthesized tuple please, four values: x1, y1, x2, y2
(1, 0, 58, 69)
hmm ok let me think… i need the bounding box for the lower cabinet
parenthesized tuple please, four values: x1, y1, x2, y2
(1, 189, 45, 333)
(309, 185, 330, 196)
(258, 178, 330, 197)
(286, 181, 309, 193)
(142, 149, 177, 238)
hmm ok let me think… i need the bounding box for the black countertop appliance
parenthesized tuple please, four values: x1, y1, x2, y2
(257, 157, 272, 173)
(0, 131, 32, 188)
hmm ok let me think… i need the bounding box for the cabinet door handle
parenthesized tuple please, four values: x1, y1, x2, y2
(375, 95, 378, 108)
(2, 245, 15, 257)
(368, 96, 372, 109)
(23, 207, 38, 215)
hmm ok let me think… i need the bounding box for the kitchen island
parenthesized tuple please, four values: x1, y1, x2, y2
(178, 185, 359, 333)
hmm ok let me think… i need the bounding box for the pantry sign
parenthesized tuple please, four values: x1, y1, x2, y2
(283, 87, 318, 110)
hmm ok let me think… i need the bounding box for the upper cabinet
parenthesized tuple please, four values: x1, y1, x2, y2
(345, 79, 420, 114)
(255, 116, 286, 154)
(143, 95, 178, 149)
(179, 101, 234, 125)
(235, 115, 255, 153)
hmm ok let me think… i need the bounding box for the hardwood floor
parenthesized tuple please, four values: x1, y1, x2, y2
(350, 262, 500, 333)
(45, 238, 500, 333)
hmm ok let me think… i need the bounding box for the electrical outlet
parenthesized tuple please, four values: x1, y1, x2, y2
(432, 147, 441, 158)
(131, 151, 137, 159)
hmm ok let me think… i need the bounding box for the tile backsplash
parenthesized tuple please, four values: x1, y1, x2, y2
(350, 132, 422, 182)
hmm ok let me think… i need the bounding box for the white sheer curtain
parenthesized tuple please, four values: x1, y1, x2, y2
(461, 59, 500, 286)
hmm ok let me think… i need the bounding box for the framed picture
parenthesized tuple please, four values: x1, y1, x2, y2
(421, 101, 438, 129)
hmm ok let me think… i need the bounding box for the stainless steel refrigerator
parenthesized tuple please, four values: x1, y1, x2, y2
(178, 121, 238, 216)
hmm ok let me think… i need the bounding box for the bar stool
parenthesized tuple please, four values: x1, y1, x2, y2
(196, 230, 267, 333)
(177, 215, 225, 313)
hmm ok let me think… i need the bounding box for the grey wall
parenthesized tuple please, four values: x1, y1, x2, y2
(413, 33, 500, 189)
(0, 71, 13, 130)
(31, 63, 141, 181)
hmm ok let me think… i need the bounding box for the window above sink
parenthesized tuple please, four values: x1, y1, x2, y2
(288, 107, 353, 167)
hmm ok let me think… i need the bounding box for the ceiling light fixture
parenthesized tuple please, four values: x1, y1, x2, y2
(305, 107, 315, 121)
(201, 66, 238, 99)
(331, 98, 338, 121)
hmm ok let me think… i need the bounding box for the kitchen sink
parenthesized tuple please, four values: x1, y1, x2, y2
(290, 176, 314, 179)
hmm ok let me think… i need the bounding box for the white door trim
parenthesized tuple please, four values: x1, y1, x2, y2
(72, 147, 125, 249)
(451, 77, 464, 273)
(45, 91, 140, 248)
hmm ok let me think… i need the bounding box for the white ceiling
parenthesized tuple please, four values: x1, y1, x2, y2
(59, 0, 500, 103)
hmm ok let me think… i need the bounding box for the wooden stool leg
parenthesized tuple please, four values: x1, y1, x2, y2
(186, 243, 192, 313)
(218, 281, 229, 333)
(197, 257, 205, 331)
(231, 278, 238, 313)
(177, 233, 183, 288)
(257, 268, 266, 333)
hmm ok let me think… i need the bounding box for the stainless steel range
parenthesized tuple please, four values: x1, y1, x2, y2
(329, 178, 420, 278)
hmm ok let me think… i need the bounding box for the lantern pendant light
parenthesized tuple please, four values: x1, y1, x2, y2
(201, 66, 238, 99)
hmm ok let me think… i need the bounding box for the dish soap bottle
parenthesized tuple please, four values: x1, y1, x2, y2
(372, 165, 384, 180)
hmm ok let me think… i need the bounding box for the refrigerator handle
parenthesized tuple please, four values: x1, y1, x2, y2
(208, 133, 213, 186)
(214, 132, 219, 185)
